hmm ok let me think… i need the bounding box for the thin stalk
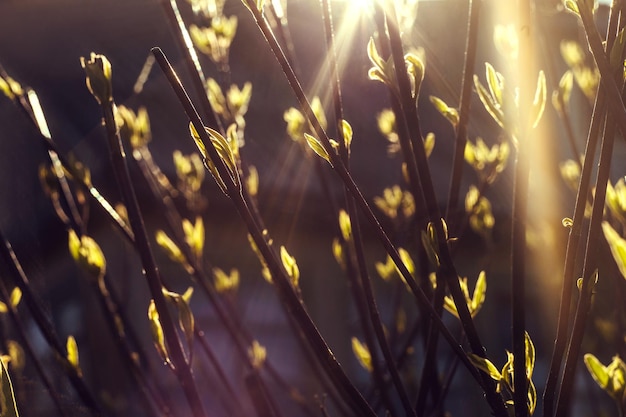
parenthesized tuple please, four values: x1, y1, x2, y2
(227, 2, 490, 396)
(93, 274, 173, 417)
(0, 263, 68, 417)
(195, 328, 247, 417)
(133, 142, 319, 417)
(383, 4, 506, 415)
(555, 107, 616, 417)
(98, 89, 207, 417)
(512, 0, 533, 415)
(320, 0, 414, 414)
(542, 71, 606, 417)
(161, 0, 224, 132)
(445, 0, 482, 224)
(545, 2, 622, 414)
(153, 47, 378, 417)
(0, 234, 102, 416)
(370, 0, 429, 233)
(577, 0, 626, 140)
(415, 282, 445, 416)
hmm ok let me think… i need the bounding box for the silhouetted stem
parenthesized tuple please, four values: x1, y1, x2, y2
(542, 73, 606, 417)
(383, 3, 507, 416)
(0, 260, 68, 417)
(232, 2, 489, 396)
(555, 109, 616, 417)
(133, 143, 318, 417)
(547, 2, 623, 415)
(320, 0, 413, 414)
(153, 47, 378, 417)
(0, 235, 102, 416)
(511, 0, 534, 415)
(161, 0, 224, 132)
(98, 90, 207, 417)
(94, 274, 173, 417)
(445, 0, 482, 224)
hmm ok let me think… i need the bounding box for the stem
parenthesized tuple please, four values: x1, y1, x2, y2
(153, 47, 378, 417)
(231, 1, 491, 397)
(555, 109, 615, 417)
(98, 92, 207, 417)
(0, 262, 69, 417)
(161, 0, 224, 132)
(445, 0, 482, 224)
(546, 2, 622, 414)
(383, 3, 507, 415)
(542, 75, 606, 417)
(0, 234, 102, 416)
(512, 0, 533, 415)
(320, 0, 413, 414)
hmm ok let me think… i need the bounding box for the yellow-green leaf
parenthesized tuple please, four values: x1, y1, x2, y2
(66, 335, 81, 374)
(183, 217, 205, 260)
(468, 353, 502, 381)
(485, 62, 504, 106)
(214, 268, 240, 292)
(424, 132, 435, 158)
(8, 288, 21, 309)
(304, 133, 331, 165)
(525, 331, 535, 378)
(429, 96, 459, 127)
(470, 271, 487, 315)
(148, 300, 170, 365)
(474, 75, 505, 129)
(584, 353, 609, 389)
(351, 337, 372, 372)
(68, 230, 106, 280)
(0, 355, 19, 417)
(280, 246, 300, 288)
(602, 221, 626, 279)
(530, 71, 546, 128)
(248, 340, 266, 369)
(155, 230, 186, 265)
(340, 119, 353, 154)
(338, 209, 352, 241)
(80, 53, 112, 104)
(563, 0, 580, 16)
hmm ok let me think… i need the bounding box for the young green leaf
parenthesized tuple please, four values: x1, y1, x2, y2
(351, 337, 372, 372)
(340, 119, 353, 154)
(338, 209, 352, 241)
(468, 353, 503, 381)
(0, 356, 19, 417)
(148, 300, 171, 366)
(80, 53, 112, 104)
(183, 217, 205, 260)
(429, 96, 459, 127)
(485, 62, 504, 106)
(214, 268, 240, 293)
(470, 271, 487, 314)
(8, 288, 21, 309)
(530, 71, 546, 128)
(601, 221, 626, 279)
(405, 52, 425, 99)
(280, 246, 300, 288)
(66, 335, 81, 375)
(563, 0, 580, 16)
(304, 133, 332, 165)
(584, 353, 610, 389)
(68, 230, 106, 281)
(474, 75, 505, 129)
(155, 230, 186, 265)
(248, 340, 267, 369)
